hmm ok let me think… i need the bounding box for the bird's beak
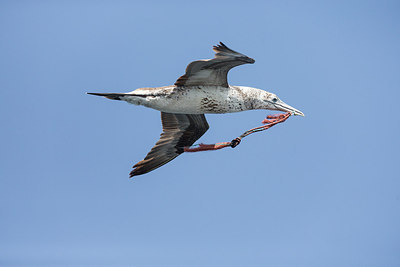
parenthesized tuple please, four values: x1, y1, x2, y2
(275, 101, 305, 116)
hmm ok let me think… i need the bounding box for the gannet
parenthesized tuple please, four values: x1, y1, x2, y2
(88, 42, 304, 177)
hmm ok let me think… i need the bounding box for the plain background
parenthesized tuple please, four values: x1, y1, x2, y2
(1, 0, 399, 266)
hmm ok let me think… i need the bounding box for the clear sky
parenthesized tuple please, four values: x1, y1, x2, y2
(1, 0, 400, 266)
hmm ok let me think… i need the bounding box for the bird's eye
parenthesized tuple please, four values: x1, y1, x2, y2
(272, 98, 278, 103)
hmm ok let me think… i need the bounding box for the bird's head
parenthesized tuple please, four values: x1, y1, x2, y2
(258, 91, 304, 116)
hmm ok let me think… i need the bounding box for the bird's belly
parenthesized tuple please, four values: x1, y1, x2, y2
(124, 86, 247, 114)
(150, 90, 245, 114)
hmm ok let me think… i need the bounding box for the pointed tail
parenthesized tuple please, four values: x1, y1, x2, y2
(87, 92, 127, 100)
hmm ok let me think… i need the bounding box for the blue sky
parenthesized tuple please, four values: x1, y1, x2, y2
(1, 0, 399, 266)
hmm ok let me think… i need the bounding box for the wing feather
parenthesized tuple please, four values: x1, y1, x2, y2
(130, 113, 209, 177)
(174, 42, 255, 88)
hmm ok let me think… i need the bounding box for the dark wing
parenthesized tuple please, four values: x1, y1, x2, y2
(130, 112, 209, 177)
(175, 42, 255, 88)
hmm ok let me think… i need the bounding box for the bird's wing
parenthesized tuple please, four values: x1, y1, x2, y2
(174, 42, 255, 88)
(130, 112, 209, 177)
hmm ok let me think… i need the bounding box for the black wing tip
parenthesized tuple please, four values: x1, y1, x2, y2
(213, 41, 232, 52)
(213, 42, 255, 63)
(130, 159, 156, 177)
(130, 162, 143, 177)
(246, 57, 256, 64)
(130, 168, 144, 177)
(214, 41, 227, 48)
(129, 166, 157, 177)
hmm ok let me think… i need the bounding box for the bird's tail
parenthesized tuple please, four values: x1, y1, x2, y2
(87, 92, 128, 100)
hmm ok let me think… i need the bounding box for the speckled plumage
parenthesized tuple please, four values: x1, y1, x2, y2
(88, 42, 304, 177)
(121, 85, 267, 114)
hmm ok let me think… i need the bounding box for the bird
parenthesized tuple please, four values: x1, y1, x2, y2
(88, 42, 304, 177)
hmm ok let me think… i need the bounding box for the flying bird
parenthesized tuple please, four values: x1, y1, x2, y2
(88, 42, 304, 177)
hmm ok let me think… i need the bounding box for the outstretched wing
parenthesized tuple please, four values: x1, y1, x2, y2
(175, 42, 255, 88)
(130, 112, 209, 177)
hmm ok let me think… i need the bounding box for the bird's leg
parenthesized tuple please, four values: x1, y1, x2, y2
(186, 112, 292, 152)
(230, 137, 241, 148)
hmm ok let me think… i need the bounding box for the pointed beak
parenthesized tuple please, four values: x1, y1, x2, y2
(275, 101, 305, 116)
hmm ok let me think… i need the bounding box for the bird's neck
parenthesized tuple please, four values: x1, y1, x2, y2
(231, 86, 269, 110)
